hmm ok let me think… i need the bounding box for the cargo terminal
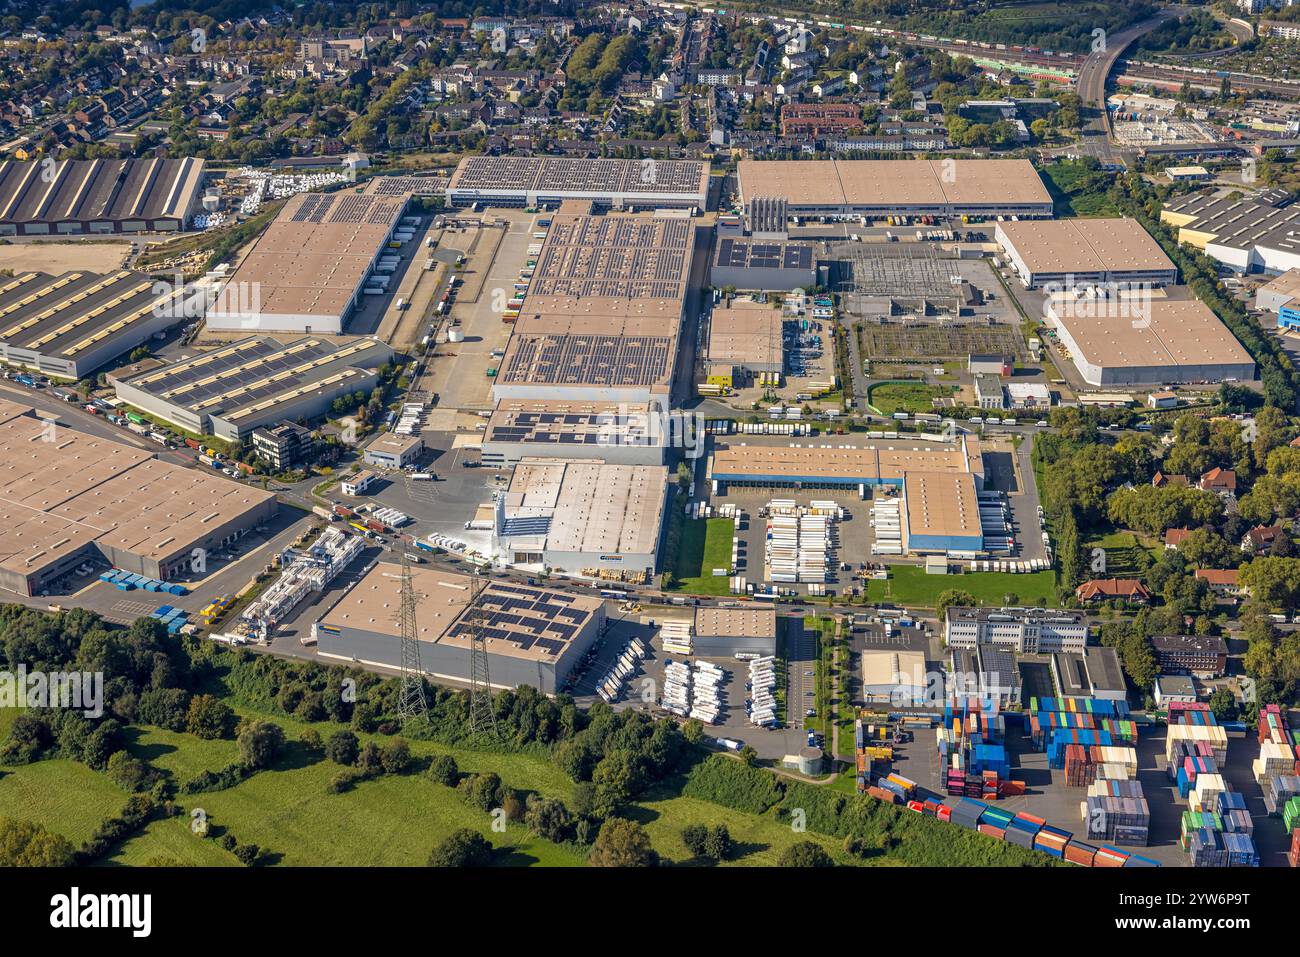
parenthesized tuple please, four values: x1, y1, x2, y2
(735, 159, 1054, 220)
(205, 190, 409, 334)
(994, 218, 1177, 289)
(446, 156, 710, 210)
(479, 399, 667, 468)
(111, 335, 393, 441)
(708, 436, 988, 555)
(0, 398, 276, 595)
(0, 269, 189, 379)
(313, 565, 605, 694)
(1043, 296, 1255, 386)
(693, 605, 778, 657)
(704, 297, 785, 390)
(0, 157, 206, 235)
(491, 460, 669, 581)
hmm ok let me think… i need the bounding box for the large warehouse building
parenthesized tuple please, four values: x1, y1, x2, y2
(1160, 190, 1300, 274)
(0, 157, 206, 235)
(493, 205, 695, 412)
(694, 606, 778, 658)
(704, 297, 784, 389)
(112, 335, 393, 441)
(205, 190, 408, 334)
(0, 398, 276, 596)
(314, 565, 605, 694)
(709, 436, 987, 554)
(1044, 296, 1255, 386)
(480, 399, 667, 468)
(0, 268, 187, 379)
(994, 218, 1176, 289)
(736, 159, 1053, 220)
(492, 460, 669, 581)
(446, 156, 710, 209)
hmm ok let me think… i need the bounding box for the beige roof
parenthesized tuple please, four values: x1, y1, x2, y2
(0, 408, 274, 576)
(209, 191, 405, 322)
(710, 437, 982, 483)
(708, 299, 784, 368)
(319, 564, 603, 661)
(1259, 267, 1300, 304)
(484, 399, 655, 445)
(862, 649, 927, 688)
(738, 159, 1051, 208)
(504, 460, 668, 556)
(363, 431, 423, 457)
(1047, 297, 1253, 370)
(998, 218, 1174, 275)
(904, 471, 982, 540)
(694, 605, 777, 639)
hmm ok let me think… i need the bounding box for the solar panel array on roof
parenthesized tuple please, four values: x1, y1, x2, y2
(449, 156, 707, 199)
(715, 237, 813, 271)
(502, 334, 671, 387)
(444, 582, 593, 659)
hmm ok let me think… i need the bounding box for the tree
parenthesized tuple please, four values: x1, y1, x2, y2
(777, 840, 834, 867)
(524, 798, 572, 843)
(106, 751, 158, 793)
(0, 817, 75, 866)
(738, 745, 759, 767)
(427, 828, 493, 867)
(681, 823, 708, 857)
(935, 589, 977, 620)
(1208, 688, 1237, 722)
(703, 824, 733, 862)
(238, 721, 285, 770)
(428, 754, 459, 787)
(380, 738, 413, 775)
(185, 695, 234, 740)
(587, 818, 656, 867)
(325, 730, 360, 766)
(137, 687, 190, 731)
(459, 772, 504, 812)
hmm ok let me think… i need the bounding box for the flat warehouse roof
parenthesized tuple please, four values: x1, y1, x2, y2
(319, 565, 603, 661)
(0, 405, 274, 577)
(448, 156, 709, 197)
(0, 157, 205, 225)
(710, 437, 982, 483)
(0, 269, 177, 359)
(209, 191, 406, 321)
(1162, 192, 1300, 253)
(504, 460, 668, 556)
(737, 159, 1052, 209)
(708, 300, 784, 368)
(695, 605, 777, 639)
(363, 431, 423, 457)
(500, 330, 675, 391)
(905, 471, 982, 540)
(1047, 297, 1253, 370)
(997, 218, 1174, 275)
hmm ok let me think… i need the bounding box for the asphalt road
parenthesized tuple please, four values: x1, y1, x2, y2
(1076, 6, 1189, 167)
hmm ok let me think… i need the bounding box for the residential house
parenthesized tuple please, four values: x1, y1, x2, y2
(1164, 527, 1192, 550)
(1075, 578, 1152, 604)
(1195, 568, 1245, 599)
(1200, 467, 1237, 496)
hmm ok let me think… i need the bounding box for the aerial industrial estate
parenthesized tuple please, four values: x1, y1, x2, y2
(0, 1, 1298, 891)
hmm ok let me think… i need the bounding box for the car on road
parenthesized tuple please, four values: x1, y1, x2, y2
(803, 671, 814, 677)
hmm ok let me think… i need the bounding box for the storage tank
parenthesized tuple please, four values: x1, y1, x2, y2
(797, 746, 825, 776)
(447, 325, 464, 343)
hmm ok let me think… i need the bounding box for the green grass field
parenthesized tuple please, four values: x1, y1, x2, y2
(866, 382, 948, 415)
(866, 566, 1058, 609)
(669, 517, 736, 595)
(1082, 528, 1160, 578)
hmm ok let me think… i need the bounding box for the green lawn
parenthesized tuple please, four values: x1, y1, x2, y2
(630, 788, 868, 867)
(0, 752, 129, 848)
(1082, 528, 1161, 578)
(866, 382, 949, 415)
(867, 566, 1058, 609)
(669, 517, 736, 595)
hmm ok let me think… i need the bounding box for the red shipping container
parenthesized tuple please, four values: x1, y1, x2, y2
(937, 805, 952, 822)
(999, 780, 1025, 797)
(867, 785, 898, 804)
(1094, 847, 1128, 867)
(977, 823, 1005, 840)
(1064, 842, 1096, 867)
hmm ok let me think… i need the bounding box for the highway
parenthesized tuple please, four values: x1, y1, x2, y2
(1075, 6, 1189, 166)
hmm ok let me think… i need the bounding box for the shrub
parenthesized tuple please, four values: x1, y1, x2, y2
(778, 841, 834, 867)
(427, 754, 459, 787)
(681, 755, 783, 814)
(427, 828, 493, 867)
(325, 730, 360, 766)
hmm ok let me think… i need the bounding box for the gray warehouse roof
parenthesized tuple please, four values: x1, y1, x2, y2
(0, 157, 205, 227)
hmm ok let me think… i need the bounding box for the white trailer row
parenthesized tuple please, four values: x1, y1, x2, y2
(737, 422, 812, 435)
(748, 656, 778, 727)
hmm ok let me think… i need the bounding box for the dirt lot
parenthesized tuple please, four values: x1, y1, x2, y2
(0, 240, 131, 273)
